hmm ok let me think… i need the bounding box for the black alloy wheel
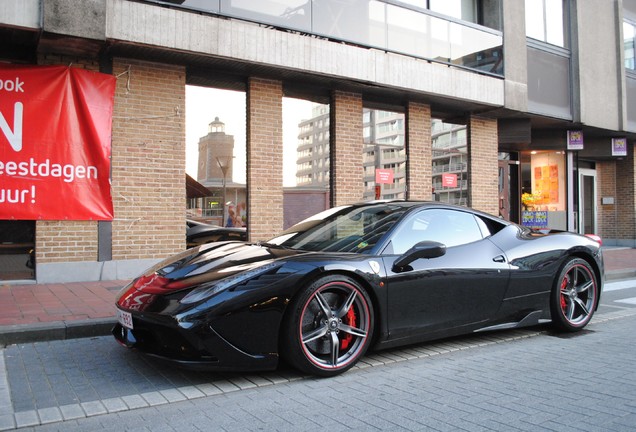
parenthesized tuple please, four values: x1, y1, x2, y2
(282, 275, 374, 377)
(550, 257, 598, 332)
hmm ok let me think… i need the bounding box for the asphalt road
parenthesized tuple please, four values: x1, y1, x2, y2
(2, 278, 636, 432)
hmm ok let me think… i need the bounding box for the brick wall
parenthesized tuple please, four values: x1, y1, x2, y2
(615, 143, 636, 241)
(110, 59, 186, 260)
(597, 161, 618, 240)
(331, 91, 364, 206)
(467, 116, 499, 216)
(35, 55, 101, 264)
(36, 221, 98, 263)
(406, 102, 432, 201)
(246, 77, 284, 241)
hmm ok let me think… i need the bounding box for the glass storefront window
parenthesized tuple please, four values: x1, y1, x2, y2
(431, 120, 468, 206)
(283, 98, 330, 228)
(363, 108, 406, 201)
(520, 150, 566, 230)
(186, 86, 247, 228)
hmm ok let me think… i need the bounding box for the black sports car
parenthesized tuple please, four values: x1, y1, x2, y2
(186, 219, 246, 248)
(113, 201, 604, 377)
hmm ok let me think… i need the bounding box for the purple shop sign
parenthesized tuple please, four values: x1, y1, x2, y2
(612, 138, 627, 157)
(567, 130, 584, 150)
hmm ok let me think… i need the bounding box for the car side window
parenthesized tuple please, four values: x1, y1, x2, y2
(387, 209, 484, 255)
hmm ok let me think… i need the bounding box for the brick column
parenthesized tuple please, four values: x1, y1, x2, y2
(331, 90, 363, 206)
(615, 143, 636, 244)
(247, 77, 284, 241)
(110, 59, 186, 260)
(467, 115, 499, 215)
(406, 102, 432, 201)
(597, 161, 618, 241)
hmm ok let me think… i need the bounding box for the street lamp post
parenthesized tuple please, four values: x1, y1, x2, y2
(216, 156, 230, 226)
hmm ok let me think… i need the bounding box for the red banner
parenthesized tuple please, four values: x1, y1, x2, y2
(0, 65, 115, 220)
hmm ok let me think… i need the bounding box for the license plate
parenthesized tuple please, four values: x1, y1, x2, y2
(117, 309, 134, 330)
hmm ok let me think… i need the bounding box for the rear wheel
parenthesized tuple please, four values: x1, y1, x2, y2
(550, 258, 598, 332)
(282, 275, 374, 377)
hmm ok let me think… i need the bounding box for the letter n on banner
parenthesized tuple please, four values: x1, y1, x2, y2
(0, 65, 116, 220)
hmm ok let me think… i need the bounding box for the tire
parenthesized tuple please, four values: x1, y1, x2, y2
(281, 275, 374, 377)
(550, 257, 598, 332)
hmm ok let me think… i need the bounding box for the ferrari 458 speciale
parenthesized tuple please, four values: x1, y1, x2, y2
(113, 201, 603, 376)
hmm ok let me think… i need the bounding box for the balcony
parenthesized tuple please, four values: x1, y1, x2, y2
(138, 0, 503, 77)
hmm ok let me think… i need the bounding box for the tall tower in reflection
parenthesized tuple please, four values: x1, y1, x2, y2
(197, 116, 234, 183)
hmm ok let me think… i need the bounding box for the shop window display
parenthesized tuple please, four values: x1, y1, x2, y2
(521, 150, 566, 230)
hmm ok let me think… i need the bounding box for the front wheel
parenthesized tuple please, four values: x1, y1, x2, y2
(550, 258, 598, 332)
(281, 275, 374, 377)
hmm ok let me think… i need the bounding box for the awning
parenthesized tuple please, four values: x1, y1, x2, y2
(186, 174, 212, 199)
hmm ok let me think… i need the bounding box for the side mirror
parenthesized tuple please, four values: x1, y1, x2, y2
(393, 241, 446, 271)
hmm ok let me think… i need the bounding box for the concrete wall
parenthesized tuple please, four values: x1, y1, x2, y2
(502, 0, 528, 112)
(42, 0, 106, 40)
(573, 0, 623, 131)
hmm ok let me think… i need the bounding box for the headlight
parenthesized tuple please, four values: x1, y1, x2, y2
(180, 262, 281, 304)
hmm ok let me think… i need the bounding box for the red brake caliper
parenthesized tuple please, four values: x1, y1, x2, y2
(340, 305, 357, 350)
(560, 276, 569, 312)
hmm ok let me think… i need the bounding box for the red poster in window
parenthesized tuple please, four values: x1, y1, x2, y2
(442, 173, 457, 188)
(375, 168, 394, 184)
(0, 65, 115, 220)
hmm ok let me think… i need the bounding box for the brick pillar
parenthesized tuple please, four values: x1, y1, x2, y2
(406, 102, 432, 201)
(331, 90, 363, 206)
(615, 143, 636, 244)
(467, 115, 499, 215)
(110, 59, 186, 260)
(597, 161, 618, 241)
(247, 78, 284, 241)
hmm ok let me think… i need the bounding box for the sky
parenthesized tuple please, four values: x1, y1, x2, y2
(185, 85, 317, 187)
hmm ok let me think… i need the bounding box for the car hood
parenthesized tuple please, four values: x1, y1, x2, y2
(123, 242, 306, 296)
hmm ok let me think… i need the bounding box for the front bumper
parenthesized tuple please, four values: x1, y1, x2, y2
(112, 311, 278, 372)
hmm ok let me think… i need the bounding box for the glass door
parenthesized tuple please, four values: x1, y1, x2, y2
(578, 168, 597, 235)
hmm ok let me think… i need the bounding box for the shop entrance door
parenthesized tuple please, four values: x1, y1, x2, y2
(578, 169, 597, 235)
(498, 155, 520, 223)
(498, 160, 510, 220)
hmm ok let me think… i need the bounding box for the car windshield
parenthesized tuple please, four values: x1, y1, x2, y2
(267, 203, 408, 253)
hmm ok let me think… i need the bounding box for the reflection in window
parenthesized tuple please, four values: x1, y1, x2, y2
(431, 120, 468, 206)
(186, 86, 247, 227)
(525, 0, 565, 47)
(429, 0, 477, 23)
(397, 0, 479, 24)
(625, 21, 636, 70)
(389, 208, 483, 254)
(363, 109, 406, 201)
(284, 98, 330, 228)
